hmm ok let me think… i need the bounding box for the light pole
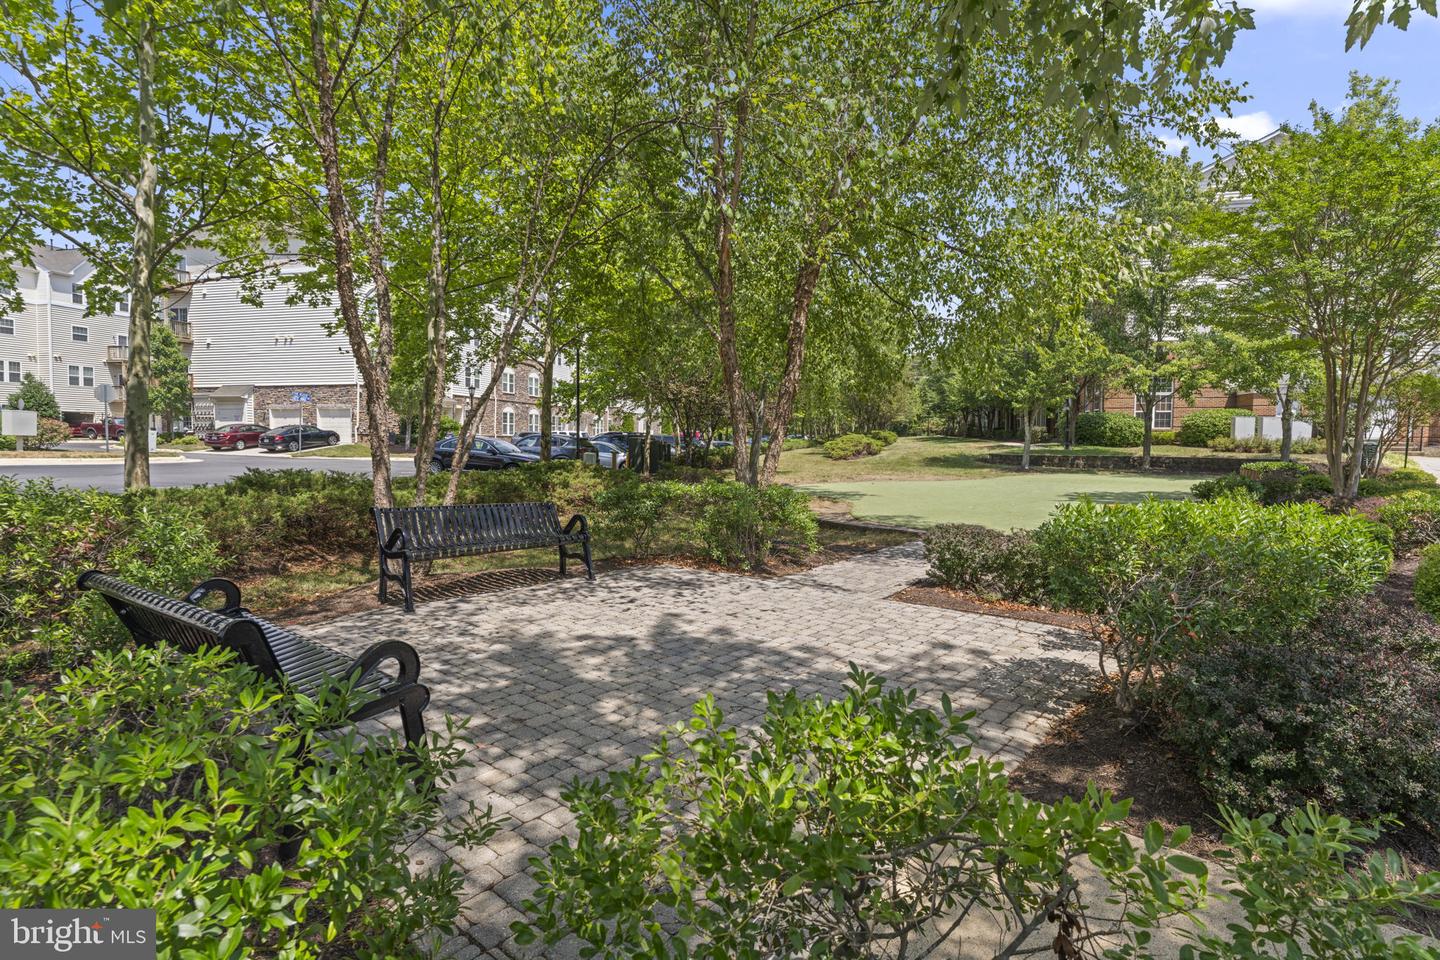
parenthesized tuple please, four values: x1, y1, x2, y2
(574, 339, 581, 438)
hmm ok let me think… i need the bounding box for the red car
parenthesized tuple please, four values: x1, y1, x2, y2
(69, 418, 125, 439)
(201, 423, 267, 450)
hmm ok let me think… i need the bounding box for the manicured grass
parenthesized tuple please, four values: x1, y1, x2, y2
(0, 448, 183, 459)
(796, 473, 1198, 530)
(777, 437, 1008, 483)
(291, 443, 374, 458)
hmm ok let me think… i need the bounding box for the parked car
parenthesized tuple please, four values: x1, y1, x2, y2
(259, 424, 340, 452)
(429, 435, 540, 472)
(200, 423, 267, 450)
(69, 417, 124, 439)
(589, 438, 629, 468)
(516, 435, 603, 462)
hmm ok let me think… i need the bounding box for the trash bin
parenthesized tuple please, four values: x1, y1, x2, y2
(623, 435, 672, 474)
(1362, 440, 1379, 473)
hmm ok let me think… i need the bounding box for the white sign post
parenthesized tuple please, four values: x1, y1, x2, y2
(94, 384, 116, 451)
(2, 402, 38, 454)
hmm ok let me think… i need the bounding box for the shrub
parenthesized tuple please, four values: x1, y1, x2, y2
(822, 433, 881, 460)
(1150, 429, 1177, 445)
(0, 478, 217, 675)
(1359, 466, 1438, 497)
(1417, 544, 1440, 619)
(517, 668, 1204, 958)
(1296, 471, 1333, 499)
(682, 479, 817, 568)
(923, 524, 1047, 603)
(33, 416, 70, 449)
(1074, 410, 1144, 447)
(1191, 474, 1263, 502)
(781, 437, 816, 451)
(1238, 461, 1315, 504)
(866, 428, 898, 447)
(1376, 490, 1440, 550)
(1290, 437, 1321, 454)
(594, 477, 681, 555)
(0, 644, 498, 958)
(4, 372, 62, 419)
(1177, 409, 1252, 447)
(702, 444, 736, 469)
(1033, 498, 1392, 710)
(1163, 596, 1440, 830)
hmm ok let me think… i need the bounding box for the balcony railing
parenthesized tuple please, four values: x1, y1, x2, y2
(106, 345, 129, 363)
(170, 320, 193, 343)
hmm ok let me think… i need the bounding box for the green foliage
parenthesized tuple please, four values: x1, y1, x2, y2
(1033, 497, 1391, 710)
(149, 324, 192, 428)
(683, 479, 818, 569)
(517, 667, 1204, 959)
(1236, 461, 1316, 505)
(1180, 804, 1440, 960)
(1360, 466, 1439, 499)
(1376, 491, 1440, 551)
(822, 433, 881, 460)
(866, 429, 898, 447)
(34, 416, 70, 449)
(780, 437, 816, 451)
(1176, 409, 1250, 447)
(4, 373, 61, 418)
(923, 525, 1047, 603)
(0, 644, 499, 958)
(1190, 474, 1263, 502)
(1074, 410, 1144, 447)
(0, 477, 217, 675)
(1416, 544, 1440, 619)
(1164, 597, 1440, 832)
(1150, 429, 1177, 445)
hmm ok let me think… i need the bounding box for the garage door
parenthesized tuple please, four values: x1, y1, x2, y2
(214, 399, 245, 424)
(316, 405, 353, 443)
(268, 405, 302, 429)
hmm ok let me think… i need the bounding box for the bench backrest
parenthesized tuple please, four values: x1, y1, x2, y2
(373, 502, 563, 551)
(78, 571, 283, 678)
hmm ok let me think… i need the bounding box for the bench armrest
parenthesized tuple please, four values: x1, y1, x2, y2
(347, 639, 422, 688)
(381, 528, 409, 555)
(185, 578, 243, 614)
(563, 513, 590, 537)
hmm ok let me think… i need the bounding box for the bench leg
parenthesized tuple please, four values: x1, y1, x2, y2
(402, 555, 415, 614)
(583, 538, 595, 581)
(558, 543, 567, 576)
(378, 552, 389, 604)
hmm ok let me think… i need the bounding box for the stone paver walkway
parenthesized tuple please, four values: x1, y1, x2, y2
(299, 544, 1097, 958)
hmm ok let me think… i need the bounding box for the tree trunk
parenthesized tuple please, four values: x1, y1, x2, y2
(1141, 396, 1154, 470)
(411, 86, 452, 506)
(124, 15, 158, 491)
(757, 255, 823, 485)
(539, 334, 557, 461)
(1020, 407, 1032, 471)
(1279, 396, 1294, 462)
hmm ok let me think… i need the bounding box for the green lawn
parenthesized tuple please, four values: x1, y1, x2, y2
(798, 473, 1199, 530)
(291, 443, 373, 458)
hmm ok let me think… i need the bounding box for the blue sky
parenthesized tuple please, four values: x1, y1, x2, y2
(1172, 0, 1440, 156)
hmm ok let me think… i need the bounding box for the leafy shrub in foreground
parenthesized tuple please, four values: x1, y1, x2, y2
(1074, 410, 1144, 447)
(683, 478, 817, 568)
(1190, 474, 1263, 502)
(1033, 497, 1391, 710)
(0, 645, 498, 958)
(1417, 544, 1440, 619)
(517, 668, 1205, 959)
(822, 433, 881, 459)
(1164, 596, 1440, 831)
(0, 478, 217, 675)
(1360, 466, 1439, 498)
(923, 524, 1047, 603)
(1177, 409, 1251, 447)
(1377, 490, 1440, 550)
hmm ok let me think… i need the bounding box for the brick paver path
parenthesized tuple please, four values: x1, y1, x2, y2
(299, 544, 1097, 958)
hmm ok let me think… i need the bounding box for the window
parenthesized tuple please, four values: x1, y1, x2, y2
(118, 293, 129, 313)
(83, 366, 94, 387)
(4, 361, 19, 383)
(501, 369, 515, 394)
(500, 408, 515, 435)
(168, 307, 188, 325)
(0, 315, 12, 335)
(1134, 379, 1175, 431)
(116, 334, 128, 348)
(71, 288, 84, 305)
(72, 325, 88, 342)
(463, 368, 477, 390)
(68, 364, 80, 386)
(527, 373, 540, 397)
(529, 409, 540, 432)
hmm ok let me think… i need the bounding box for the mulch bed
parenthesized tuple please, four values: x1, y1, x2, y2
(889, 582, 1091, 631)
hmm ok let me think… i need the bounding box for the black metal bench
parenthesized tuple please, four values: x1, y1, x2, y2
(77, 570, 430, 746)
(373, 502, 593, 613)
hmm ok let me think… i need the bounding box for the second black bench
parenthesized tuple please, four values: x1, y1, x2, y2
(373, 502, 594, 613)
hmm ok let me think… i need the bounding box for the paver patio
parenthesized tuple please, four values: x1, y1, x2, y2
(299, 543, 1099, 958)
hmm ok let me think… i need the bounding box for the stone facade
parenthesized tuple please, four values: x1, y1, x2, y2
(251, 384, 359, 430)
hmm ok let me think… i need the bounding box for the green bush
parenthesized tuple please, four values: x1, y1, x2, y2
(517, 668, 1205, 958)
(1150, 429, 1177, 445)
(1074, 411, 1144, 447)
(866, 429, 898, 447)
(923, 524, 1047, 603)
(1237, 461, 1315, 504)
(0, 478, 218, 675)
(1360, 465, 1438, 498)
(1376, 491, 1440, 550)
(1033, 497, 1391, 710)
(5, 373, 62, 419)
(822, 433, 881, 460)
(1178, 409, 1252, 447)
(594, 476, 680, 555)
(781, 437, 816, 451)
(1164, 596, 1440, 831)
(682, 479, 817, 568)
(1417, 544, 1440, 619)
(0, 644, 498, 958)
(1191, 474, 1263, 502)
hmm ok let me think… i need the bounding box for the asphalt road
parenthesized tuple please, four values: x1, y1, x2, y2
(1, 446, 417, 492)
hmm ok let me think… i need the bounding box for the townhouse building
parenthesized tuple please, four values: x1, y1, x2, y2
(2, 246, 631, 442)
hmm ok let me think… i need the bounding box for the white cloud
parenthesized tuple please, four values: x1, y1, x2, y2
(1159, 134, 1189, 155)
(1216, 110, 1278, 142)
